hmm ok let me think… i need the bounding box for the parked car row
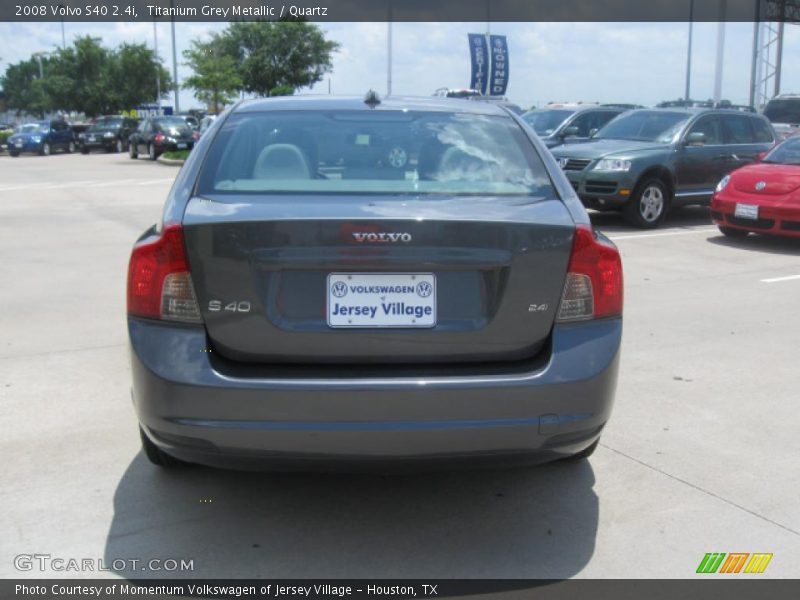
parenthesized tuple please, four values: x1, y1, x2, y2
(3, 111, 214, 158)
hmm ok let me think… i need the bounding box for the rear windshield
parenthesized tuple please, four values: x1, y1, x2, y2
(197, 110, 555, 197)
(764, 136, 800, 165)
(763, 99, 800, 124)
(522, 110, 575, 136)
(19, 122, 48, 133)
(155, 117, 192, 134)
(89, 117, 122, 130)
(594, 111, 690, 142)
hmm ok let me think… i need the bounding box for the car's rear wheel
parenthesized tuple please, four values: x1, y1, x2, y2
(116, 138, 124, 153)
(563, 438, 600, 461)
(148, 143, 157, 161)
(139, 427, 188, 468)
(129, 143, 138, 159)
(40, 142, 51, 156)
(718, 225, 749, 238)
(625, 178, 669, 229)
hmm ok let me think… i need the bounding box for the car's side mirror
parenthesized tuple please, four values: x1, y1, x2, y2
(562, 126, 580, 138)
(685, 132, 707, 146)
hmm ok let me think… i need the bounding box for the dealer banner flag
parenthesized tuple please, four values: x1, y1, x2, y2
(489, 35, 509, 96)
(468, 33, 489, 95)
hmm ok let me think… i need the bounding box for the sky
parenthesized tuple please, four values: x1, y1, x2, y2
(1, 20, 798, 112)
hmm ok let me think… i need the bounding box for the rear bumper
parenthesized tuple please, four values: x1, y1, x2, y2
(156, 141, 194, 153)
(711, 194, 800, 237)
(564, 171, 635, 209)
(80, 139, 117, 151)
(130, 317, 622, 469)
(8, 140, 44, 153)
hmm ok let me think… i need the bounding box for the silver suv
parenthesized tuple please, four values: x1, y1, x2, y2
(762, 94, 800, 139)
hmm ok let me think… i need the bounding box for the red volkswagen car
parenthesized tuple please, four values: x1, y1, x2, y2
(711, 135, 800, 238)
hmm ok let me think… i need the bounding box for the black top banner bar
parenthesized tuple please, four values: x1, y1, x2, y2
(1, 0, 791, 23)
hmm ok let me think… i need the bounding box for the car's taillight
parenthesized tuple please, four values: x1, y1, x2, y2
(557, 224, 623, 322)
(153, 133, 165, 143)
(127, 225, 202, 323)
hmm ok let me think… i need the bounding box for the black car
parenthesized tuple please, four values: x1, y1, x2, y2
(128, 116, 198, 161)
(79, 116, 139, 154)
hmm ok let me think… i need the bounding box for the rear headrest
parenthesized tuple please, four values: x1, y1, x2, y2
(253, 143, 311, 179)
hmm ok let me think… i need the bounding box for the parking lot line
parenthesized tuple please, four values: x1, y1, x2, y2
(41, 180, 99, 189)
(761, 274, 800, 283)
(0, 183, 41, 192)
(608, 227, 718, 241)
(135, 178, 176, 186)
(85, 179, 140, 188)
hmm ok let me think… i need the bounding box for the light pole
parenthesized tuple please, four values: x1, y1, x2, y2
(386, 1, 392, 97)
(170, 0, 179, 113)
(32, 51, 49, 79)
(153, 22, 161, 108)
(684, 0, 694, 102)
(59, 4, 66, 49)
(712, 0, 727, 105)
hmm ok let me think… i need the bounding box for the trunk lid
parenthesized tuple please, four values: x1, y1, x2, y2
(182, 194, 575, 364)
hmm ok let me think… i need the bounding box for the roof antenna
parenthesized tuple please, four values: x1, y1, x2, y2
(364, 89, 381, 108)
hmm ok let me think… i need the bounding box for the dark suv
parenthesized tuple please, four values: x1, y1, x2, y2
(522, 104, 632, 148)
(551, 108, 776, 228)
(79, 116, 139, 154)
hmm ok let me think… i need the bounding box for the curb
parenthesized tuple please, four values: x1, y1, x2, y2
(157, 156, 186, 166)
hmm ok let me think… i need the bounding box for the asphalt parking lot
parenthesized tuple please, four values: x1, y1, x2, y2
(1, 151, 799, 579)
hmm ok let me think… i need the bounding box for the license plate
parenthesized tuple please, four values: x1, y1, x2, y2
(735, 203, 759, 220)
(327, 273, 436, 328)
(177, 143, 187, 149)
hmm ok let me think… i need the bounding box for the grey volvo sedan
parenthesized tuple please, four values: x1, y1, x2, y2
(127, 95, 623, 470)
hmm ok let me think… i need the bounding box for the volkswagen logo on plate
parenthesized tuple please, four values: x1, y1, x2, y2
(331, 281, 348, 298)
(755, 181, 767, 191)
(416, 281, 433, 298)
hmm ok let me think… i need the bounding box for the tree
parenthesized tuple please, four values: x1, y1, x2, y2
(48, 36, 111, 115)
(2, 57, 55, 116)
(110, 42, 174, 112)
(182, 38, 242, 113)
(216, 21, 339, 96)
(1, 37, 173, 117)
